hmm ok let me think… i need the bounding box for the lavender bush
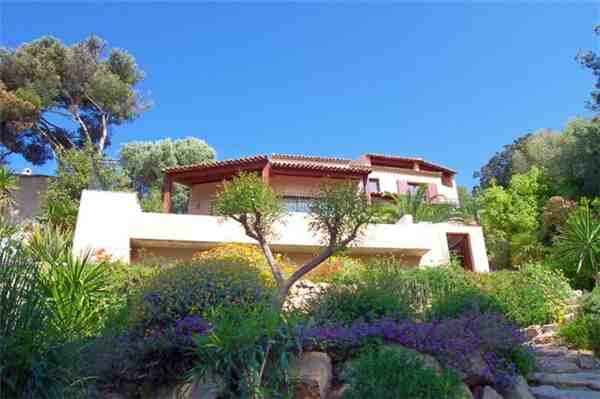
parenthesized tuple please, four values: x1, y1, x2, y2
(299, 312, 531, 390)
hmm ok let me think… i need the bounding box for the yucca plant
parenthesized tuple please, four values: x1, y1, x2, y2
(0, 166, 18, 216)
(555, 202, 600, 285)
(0, 218, 46, 397)
(29, 226, 111, 339)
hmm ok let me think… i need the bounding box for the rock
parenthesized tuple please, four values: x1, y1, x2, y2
(285, 281, 330, 311)
(530, 385, 600, 399)
(291, 351, 333, 399)
(481, 386, 503, 399)
(528, 372, 600, 391)
(327, 385, 349, 399)
(533, 345, 570, 357)
(541, 324, 558, 335)
(536, 356, 580, 373)
(500, 375, 535, 399)
(149, 375, 221, 399)
(524, 326, 542, 340)
(458, 383, 474, 399)
(460, 352, 494, 386)
(576, 352, 600, 370)
(534, 333, 557, 345)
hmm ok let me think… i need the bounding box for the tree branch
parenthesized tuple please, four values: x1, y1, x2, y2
(284, 245, 336, 293)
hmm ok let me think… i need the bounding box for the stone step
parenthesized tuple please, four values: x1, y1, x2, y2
(530, 385, 600, 399)
(536, 356, 581, 373)
(533, 345, 571, 357)
(529, 372, 600, 391)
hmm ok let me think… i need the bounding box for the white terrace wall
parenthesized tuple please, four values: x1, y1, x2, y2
(73, 190, 490, 272)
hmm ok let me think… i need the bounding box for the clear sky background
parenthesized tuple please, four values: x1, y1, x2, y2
(1, 1, 598, 187)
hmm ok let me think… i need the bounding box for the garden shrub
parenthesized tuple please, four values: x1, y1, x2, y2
(305, 255, 365, 282)
(558, 313, 600, 352)
(129, 257, 275, 333)
(581, 286, 600, 317)
(304, 281, 412, 326)
(341, 346, 464, 399)
(192, 243, 297, 280)
(426, 289, 506, 321)
(477, 263, 572, 326)
(190, 304, 299, 398)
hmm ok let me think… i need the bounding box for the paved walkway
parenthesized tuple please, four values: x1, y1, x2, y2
(526, 325, 600, 399)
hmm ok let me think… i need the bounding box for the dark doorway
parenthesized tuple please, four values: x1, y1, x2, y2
(446, 233, 474, 271)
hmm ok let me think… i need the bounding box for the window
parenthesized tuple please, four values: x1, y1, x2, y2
(367, 178, 380, 193)
(283, 196, 314, 213)
(407, 182, 421, 194)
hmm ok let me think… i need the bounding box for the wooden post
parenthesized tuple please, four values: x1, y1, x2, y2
(163, 175, 173, 213)
(362, 175, 371, 204)
(262, 162, 271, 185)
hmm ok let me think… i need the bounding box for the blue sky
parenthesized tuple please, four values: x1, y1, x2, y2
(1, 1, 598, 187)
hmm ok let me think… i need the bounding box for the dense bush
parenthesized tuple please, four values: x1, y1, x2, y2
(0, 221, 117, 398)
(192, 243, 297, 280)
(341, 346, 464, 399)
(558, 314, 600, 350)
(190, 304, 299, 398)
(476, 263, 572, 326)
(425, 289, 506, 321)
(329, 259, 572, 326)
(129, 257, 275, 333)
(304, 281, 412, 326)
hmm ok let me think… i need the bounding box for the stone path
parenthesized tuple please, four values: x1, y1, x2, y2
(526, 324, 600, 399)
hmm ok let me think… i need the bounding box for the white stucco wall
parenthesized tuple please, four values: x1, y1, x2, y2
(73, 190, 141, 262)
(369, 166, 459, 203)
(73, 190, 489, 271)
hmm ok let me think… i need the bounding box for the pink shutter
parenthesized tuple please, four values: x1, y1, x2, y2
(427, 183, 438, 200)
(397, 180, 408, 194)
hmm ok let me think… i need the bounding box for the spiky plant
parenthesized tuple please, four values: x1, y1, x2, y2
(555, 201, 600, 285)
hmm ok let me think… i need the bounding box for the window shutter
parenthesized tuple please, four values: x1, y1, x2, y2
(427, 183, 438, 200)
(397, 180, 408, 194)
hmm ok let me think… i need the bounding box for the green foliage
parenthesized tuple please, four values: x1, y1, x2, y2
(305, 282, 411, 326)
(477, 263, 572, 326)
(191, 304, 298, 398)
(553, 201, 600, 284)
(541, 196, 577, 244)
(308, 181, 374, 249)
(0, 165, 18, 214)
(129, 257, 274, 333)
(425, 290, 506, 321)
(120, 137, 216, 213)
(213, 172, 284, 239)
(341, 346, 464, 399)
(478, 167, 548, 269)
(28, 224, 114, 339)
(329, 259, 571, 327)
(0, 219, 110, 398)
(581, 286, 600, 317)
(559, 314, 600, 350)
(373, 184, 457, 224)
(40, 147, 129, 230)
(0, 35, 148, 165)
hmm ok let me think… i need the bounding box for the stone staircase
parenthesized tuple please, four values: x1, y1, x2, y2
(525, 323, 600, 399)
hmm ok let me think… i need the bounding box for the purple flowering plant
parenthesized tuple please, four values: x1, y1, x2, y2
(298, 312, 531, 390)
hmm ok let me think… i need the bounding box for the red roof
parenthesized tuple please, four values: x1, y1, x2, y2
(163, 153, 454, 186)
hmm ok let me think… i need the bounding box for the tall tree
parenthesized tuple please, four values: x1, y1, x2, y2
(576, 25, 600, 113)
(213, 173, 374, 301)
(120, 137, 215, 213)
(0, 35, 148, 165)
(473, 133, 531, 189)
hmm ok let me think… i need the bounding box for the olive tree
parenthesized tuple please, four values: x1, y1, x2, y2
(213, 172, 374, 300)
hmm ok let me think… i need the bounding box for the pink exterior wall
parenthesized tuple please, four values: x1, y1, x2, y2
(188, 181, 220, 215)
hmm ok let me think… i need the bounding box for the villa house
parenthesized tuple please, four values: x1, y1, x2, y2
(73, 153, 490, 271)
